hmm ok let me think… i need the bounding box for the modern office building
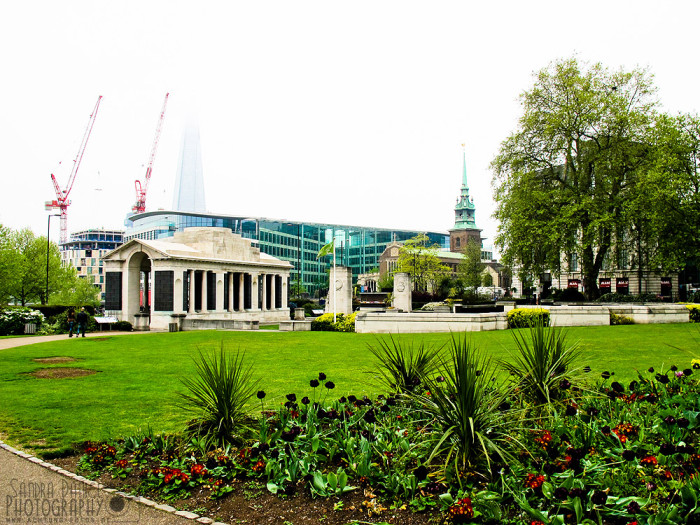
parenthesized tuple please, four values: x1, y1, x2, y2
(60, 229, 125, 301)
(125, 212, 449, 298)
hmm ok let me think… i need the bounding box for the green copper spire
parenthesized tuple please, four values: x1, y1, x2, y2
(454, 145, 476, 229)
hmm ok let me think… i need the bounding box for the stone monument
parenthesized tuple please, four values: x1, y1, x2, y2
(393, 272, 412, 312)
(326, 266, 353, 315)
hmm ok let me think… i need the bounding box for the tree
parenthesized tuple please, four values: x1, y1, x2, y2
(492, 57, 661, 299)
(0, 225, 20, 305)
(396, 234, 449, 292)
(50, 268, 101, 306)
(458, 239, 484, 290)
(481, 272, 493, 288)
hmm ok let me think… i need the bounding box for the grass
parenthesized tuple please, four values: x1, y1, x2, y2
(0, 324, 698, 456)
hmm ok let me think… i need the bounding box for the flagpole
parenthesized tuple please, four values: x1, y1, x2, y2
(333, 236, 337, 323)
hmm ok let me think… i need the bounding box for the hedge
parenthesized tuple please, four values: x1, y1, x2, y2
(687, 304, 700, 323)
(507, 308, 550, 329)
(310, 312, 356, 332)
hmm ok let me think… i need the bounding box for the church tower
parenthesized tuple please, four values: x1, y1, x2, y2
(449, 146, 482, 252)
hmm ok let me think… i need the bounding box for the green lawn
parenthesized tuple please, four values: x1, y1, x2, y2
(0, 324, 698, 456)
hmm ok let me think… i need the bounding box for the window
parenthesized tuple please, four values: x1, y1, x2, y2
(568, 253, 579, 272)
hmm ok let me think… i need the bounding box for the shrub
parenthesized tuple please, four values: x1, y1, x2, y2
(367, 335, 443, 394)
(500, 320, 581, 405)
(50, 310, 97, 334)
(178, 344, 258, 448)
(310, 312, 355, 332)
(335, 312, 356, 332)
(507, 308, 550, 329)
(414, 334, 513, 478)
(0, 307, 45, 335)
(556, 288, 586, 302)
(114, 320, 133, 331)
(686, 304, 700, 323)
(610, 312, 634, 325)
(597, 293, 662, 303)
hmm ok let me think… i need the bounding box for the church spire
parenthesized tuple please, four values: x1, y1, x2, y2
(453, 144, 476, 229)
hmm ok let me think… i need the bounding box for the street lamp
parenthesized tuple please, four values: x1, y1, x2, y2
(46, 214, 61, 305)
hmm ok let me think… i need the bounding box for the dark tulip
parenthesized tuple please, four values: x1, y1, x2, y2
(601, 371, 611, 380)
(648, 367, 655, 373)
(677, 417, 690, 428)
(587, 406, 600, 417)
(324, 381, 335, 390)
(629, 380, 638, 391)
(569, 488, 586, 500)
(498, 401, 511, 411)
(601, 425, 611, 435)
(543, 462, 557, 475)
(318, 372, 326, 381)
(386, 397, 396, 406)
(286, 393, 297, 402)
(656, 374, 670, 385)
(339, 396, 347, 403)
(553, 487, 569, 501)
(626, 501, 640, 514)
(671, 365, 678, 372)
(622, 449, 636, 461)
(310, 379, 319, 388)
(317, 408, 327, 418)
(363, 409, 377, 424)
(694, 363, 700, 370)
(591, 490, 607, 505)
(348, 395, 357, 403)
(560, 379, 571, 390)
(258, 443, 270, 454)
(284, 401, 294, 409)
(611, 381, 624, 393)
(414, 465, 429, 481)
(379, 404, 390, 413)
(565, 405, 578, 416)
(660, 443, 676, 456)
(664, 416, 676, 425)
(436, 376, 445, 382)
(301, 396, 310, 405)
(583, 366, 591, 373)
(646, 394, 658, 404)
(684, 368, 693, 376)
(257, 390, 266, 399)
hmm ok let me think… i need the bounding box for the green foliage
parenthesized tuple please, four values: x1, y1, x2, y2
(507, 308, 550, 329)
(0, 307, 45, 335)
(310, 312, 355, 332)
(413, 334, 514, 478)
(50, 271, 101, 307)
(610, 312, 634, 325)
(501, 321, 580, 404)
(458, 240, 484, 290)
(598, 292, 662, 303)
(396, 233, 449, 292)
(556, 288, 586, 302)
(378, 272, 394, 292)
(113, 320, 133, 331)
(686, 304, 700, 323)
(367, 335, 443, 394)
(178, 344, 258, 448)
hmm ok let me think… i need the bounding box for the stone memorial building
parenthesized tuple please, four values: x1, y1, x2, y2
(102, 227, 292, 330)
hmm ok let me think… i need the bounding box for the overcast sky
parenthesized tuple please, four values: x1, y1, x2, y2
(2, 1, 699, 253)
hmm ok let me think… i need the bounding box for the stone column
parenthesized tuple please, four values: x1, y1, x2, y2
(326, 266, 353, 315)
(238, 273, 245, 312)
(228, 272, 234, 312)
(261, 273, 267, 311)
(201, 271, 208, 312)
(215, 271, 225, 312)
(174, 270, 184, 313)
(251, 273, 260, 311)
(281, 276, 288, 310)
(393, 272, 412, 312)
(270, 274, 276, 310)
(188, 270, 196, 313)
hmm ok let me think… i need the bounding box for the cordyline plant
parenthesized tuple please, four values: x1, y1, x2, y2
(412, 334, 519, 484)
(367, 335, 444, 394)
(501, 320, 582, 406)
(178, 343, 259, 448)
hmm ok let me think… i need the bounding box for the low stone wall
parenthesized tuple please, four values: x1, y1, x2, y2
(181, 318, 260, 330)
(355, 312, 507, 334)
(516, 305, 611, 327)
(606, 304, 690, 324)
(279, 320, 313, 331)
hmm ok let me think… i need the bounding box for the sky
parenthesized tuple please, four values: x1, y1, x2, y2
(2, 1, 699, 254)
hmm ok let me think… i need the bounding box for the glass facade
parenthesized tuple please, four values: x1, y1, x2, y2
(125, 211, 449, 297)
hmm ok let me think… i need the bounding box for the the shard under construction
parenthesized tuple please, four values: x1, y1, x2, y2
(171, 122, 206, 213)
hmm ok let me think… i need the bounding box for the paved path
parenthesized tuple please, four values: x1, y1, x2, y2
(0, 332, 223, 524)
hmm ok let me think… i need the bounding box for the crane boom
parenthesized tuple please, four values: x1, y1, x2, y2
(48, 95, 103, 244)
(133, 92, 169, 213)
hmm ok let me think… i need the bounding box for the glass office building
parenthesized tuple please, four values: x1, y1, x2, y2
(125, 210, 449, 297)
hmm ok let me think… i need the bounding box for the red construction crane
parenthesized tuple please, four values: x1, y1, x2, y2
(133, 93, 169, 213)
(47, 96, 103, 244)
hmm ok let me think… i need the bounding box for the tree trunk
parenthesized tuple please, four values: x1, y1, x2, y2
(581, 246, 600, 300)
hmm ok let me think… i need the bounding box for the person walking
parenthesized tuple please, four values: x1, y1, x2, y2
(67, 309, 76, 337)
(76, 307, 88, 338)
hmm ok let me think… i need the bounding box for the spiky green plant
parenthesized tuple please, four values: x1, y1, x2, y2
(501, 320, 581, 405)
(178, 343, 258, 448)
(367, 335, 444, 394)
(413, 334, 517, 482)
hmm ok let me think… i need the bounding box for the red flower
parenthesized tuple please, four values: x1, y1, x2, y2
(524, 473, 546, 490)
(252, 460, 266, 473)
(114, 459, 129, 469)
(534, 430, 553, 449)
(163, 473, 173, 484)
(190, 463, 207, 476)
(447, 497, 474, 522)
(640, 456, 658, 466)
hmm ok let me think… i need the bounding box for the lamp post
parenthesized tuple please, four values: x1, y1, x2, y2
(45, 214, 60, 305)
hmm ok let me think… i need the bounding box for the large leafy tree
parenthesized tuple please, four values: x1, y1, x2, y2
(396, 233, 449, 292)
(492, 57, 661, 299)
